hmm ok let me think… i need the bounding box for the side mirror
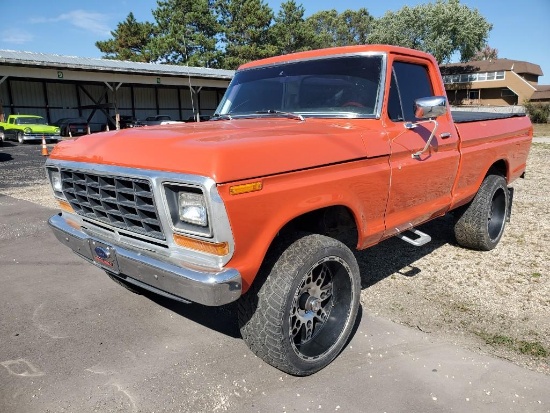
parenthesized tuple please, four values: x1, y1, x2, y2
(414, 96, 447, 119)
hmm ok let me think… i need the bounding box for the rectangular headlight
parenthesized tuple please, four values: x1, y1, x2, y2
(47, 168, 64, 198)
(51, 171, 62, 192)
(178, 191, 208, 227)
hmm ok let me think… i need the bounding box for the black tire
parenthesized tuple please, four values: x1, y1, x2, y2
(105, 271, 142, 294)
(454, 174, 509, 251)
(238, 233, 361, 376)
(17, 131, 24, 144)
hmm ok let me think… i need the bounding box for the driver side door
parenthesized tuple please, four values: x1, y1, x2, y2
(383, 60, 460, 238)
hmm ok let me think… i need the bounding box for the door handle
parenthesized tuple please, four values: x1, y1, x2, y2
(440, 132, 452, 139)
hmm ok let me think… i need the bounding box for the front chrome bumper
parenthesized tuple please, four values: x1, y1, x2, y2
(48, 214, 242, 306)
(23, 133, 60, 141)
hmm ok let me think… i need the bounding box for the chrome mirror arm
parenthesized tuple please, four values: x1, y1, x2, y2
(405, 118, 438, 158)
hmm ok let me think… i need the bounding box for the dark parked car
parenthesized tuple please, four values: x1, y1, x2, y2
(52, 118, 89, 137)
(186, 115, 211, 122)
(119, 115, 143, 129)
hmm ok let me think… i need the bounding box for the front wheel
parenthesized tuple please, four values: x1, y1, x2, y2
(454, 174, 509, 251)
(238, 234, 361, 376)
(17, 131, 24, 144)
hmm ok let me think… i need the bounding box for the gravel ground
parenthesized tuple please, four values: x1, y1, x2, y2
(359, 142, 550, 374)
(2, 141, 549, 374)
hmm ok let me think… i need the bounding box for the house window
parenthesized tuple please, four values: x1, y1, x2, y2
(501, 88, 516, 97)
(441, 70, 505, 83)
(468, 90, 480, 100)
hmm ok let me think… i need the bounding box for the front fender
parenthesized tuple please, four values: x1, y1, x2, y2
(218, 157, 390, 291)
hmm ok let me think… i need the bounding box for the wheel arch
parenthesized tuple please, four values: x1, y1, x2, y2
(234, 203, 362, 294)
(275, 204, 359, 248)
(486, 158, 509, 182)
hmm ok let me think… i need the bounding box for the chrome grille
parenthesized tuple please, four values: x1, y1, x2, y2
(60, 169, 165, 240)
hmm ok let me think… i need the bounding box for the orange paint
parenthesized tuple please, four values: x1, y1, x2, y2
(49, 45, 533, 294)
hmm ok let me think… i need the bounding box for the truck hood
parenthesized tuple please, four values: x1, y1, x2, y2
(49, 119, 373, 183)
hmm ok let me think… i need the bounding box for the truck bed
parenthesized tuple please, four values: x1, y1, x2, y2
(451, 111, 527, 123)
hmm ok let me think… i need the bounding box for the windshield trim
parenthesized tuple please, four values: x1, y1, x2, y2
(220, 52, 388, 120)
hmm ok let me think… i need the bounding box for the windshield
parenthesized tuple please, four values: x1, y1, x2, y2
(17, 117, 47, 125)
(216, 55, 384, 119)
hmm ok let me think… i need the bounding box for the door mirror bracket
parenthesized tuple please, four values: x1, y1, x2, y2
(404, 96, 448, 158)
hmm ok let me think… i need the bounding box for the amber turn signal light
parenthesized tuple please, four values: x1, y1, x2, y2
(229, 181, 263, 195)
(173, 233, 230, 256)
(58, 199, 75, 213)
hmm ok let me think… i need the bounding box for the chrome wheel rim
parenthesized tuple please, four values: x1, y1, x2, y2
(289, 256, 353, 360)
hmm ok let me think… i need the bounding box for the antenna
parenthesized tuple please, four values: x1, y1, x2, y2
(180, 19, 198, 122)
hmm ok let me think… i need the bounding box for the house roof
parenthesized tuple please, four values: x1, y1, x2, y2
(441, 59, 543, 76)
(0, 49, 235, 80)
(531, 85, 550, 100)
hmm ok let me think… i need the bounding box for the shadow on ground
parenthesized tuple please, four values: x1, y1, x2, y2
(356, 214, 456, 288)
(0, 152, 13, 162)
(128, 215, 457, 340)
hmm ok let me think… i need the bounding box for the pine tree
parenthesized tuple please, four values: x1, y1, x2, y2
(150, 0, 220, 67)
(216, 0, 276, 69)
(95, 12, 155, 62)
(270, 1, 313, 55)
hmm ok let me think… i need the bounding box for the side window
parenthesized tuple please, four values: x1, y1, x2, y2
(388, 61, 433, 122)
(387, 70, 403, 122)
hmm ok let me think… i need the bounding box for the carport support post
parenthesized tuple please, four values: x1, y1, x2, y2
(105, 82, 123, 130)
(189, 86, 203, 122)
(0, 76, 8, 122)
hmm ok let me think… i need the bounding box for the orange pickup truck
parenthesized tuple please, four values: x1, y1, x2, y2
(46, 45, 532, 376)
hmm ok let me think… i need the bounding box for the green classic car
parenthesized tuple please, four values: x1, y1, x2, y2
(0, 115, 61, 143)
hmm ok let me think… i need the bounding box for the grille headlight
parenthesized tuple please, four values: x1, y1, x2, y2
(47, 168, 64, 198)
(178, 192, 208, 227)
(52, 171, 62, 192)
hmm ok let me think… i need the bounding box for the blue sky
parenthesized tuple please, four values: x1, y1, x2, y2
(1, 0, 548, 82)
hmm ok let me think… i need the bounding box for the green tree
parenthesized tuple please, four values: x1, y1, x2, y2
(150, 0, 220, 67)
(270, 1, 313, 55)
(305, 8, 373, 49)
(95, 12, 155, 62)
(216, 0, 276, 69)
(367, 0, 492, 63)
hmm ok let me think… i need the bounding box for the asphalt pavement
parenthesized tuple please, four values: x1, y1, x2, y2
(1, 141, 550, 412)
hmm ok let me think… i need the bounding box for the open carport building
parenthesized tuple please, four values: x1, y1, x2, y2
(0, 50, 234, 132)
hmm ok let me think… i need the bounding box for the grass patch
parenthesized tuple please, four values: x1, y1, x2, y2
(533, 122, 550, 137)
(475, 331, 549, 358)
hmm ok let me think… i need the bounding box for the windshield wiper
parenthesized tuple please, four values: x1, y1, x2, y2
(211, 113, 233, 120)
(255, 110, 305, 121)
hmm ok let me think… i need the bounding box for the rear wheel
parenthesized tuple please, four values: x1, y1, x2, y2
(238, 234, 361, 376)
(454, 174, 509, 251)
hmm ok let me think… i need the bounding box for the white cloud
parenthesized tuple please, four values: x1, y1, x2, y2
(31, 10, 111, 37)
(2, 29, 34, 44)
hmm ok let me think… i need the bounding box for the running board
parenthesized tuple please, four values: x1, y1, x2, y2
(395, 228, 431, 247)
